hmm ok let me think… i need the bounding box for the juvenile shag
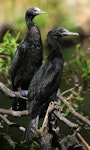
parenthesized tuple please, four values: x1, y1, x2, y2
(23, 27, 79, 141)
(10, 7, 46, 111)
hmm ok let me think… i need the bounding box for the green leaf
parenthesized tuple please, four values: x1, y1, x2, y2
(75, 96, 84, 101)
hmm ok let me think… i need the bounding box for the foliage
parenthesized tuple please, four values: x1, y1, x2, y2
(0, 133, 39, 150)
(15, 140, 39, 150)
(60, 44, 90, 116)
(0, 31, 19, 84)
(0, 0, 79, 43)
(65, 45, 90, 84)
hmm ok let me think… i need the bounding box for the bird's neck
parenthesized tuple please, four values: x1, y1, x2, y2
(48, 37, 63, 59)
(27, 20, 34, 30)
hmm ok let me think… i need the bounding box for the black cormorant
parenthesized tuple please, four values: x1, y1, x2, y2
(23, 27, 79, 141)
(10, 7, 46, 111)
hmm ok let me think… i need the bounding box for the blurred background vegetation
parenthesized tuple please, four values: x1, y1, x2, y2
(0, 0, 90, 84)
(0, 0, 90, 33)
(0, 0, 90, 40)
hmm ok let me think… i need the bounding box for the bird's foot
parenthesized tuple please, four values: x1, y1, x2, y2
(37, 126, 49, 136)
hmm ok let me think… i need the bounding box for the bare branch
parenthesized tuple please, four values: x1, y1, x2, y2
(0, 114, 25, 132)
(54, 110, 78, 129)
(61, 87, 75, 96)
(57, 90, 90, 126)
(0, 113, 16, 126)
(41, 101, 78, 131)
(0, 82, 27, 99)
(0, 108, 29, 116)
(77, 133, 90, 150)
(1, 133, 16, 149)
(41, 102, 54, 131)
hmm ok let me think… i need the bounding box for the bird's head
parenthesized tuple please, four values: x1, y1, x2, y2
(47, 27, 79, 49)
(48, 27, 79, 39)
(25, 6, 46, 25)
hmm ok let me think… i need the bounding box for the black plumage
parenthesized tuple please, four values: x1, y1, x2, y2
(23, 27, 79, 141)
(10, 7, 46, 110)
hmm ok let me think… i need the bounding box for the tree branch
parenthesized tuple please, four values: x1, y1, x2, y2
(41, 101, 55, 132)
(0, 114, 25, 131)
(56, 90, 90, 126)
(0, 108, 29, 116)
(0, 82, 27, 99)
(76, 132, 90, 150)
(54, 110, 79, 129)
(0, 133, 16, 149)
(0, 114, 14, 126)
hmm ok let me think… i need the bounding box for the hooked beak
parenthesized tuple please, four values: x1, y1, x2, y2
(62, 31, 79, 36)
(35, 10, 47, 15)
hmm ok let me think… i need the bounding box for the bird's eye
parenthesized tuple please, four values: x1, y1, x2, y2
(60, 30, 64, 33)
(27, 14, 30, 18)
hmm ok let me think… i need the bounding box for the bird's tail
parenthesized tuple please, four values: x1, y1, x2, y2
(23, 115, 39, 141)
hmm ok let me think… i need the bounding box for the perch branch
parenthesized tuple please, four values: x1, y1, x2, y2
(42, 101, 78, 131)
(41, 101, 55, 132)
(76, 133, 90, 150)
(56, 90, 90, 126)
(0, 108, 29, 116)
(0, 113, 14, 126)
(0, 82, 27, 99)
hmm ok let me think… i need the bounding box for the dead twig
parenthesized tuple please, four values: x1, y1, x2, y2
(0, 113, 16, 126)
(56, 90, 90, 126)
(0, 108, 29, 116)
(61, 87, 75, 96)
(0, 82, 27, 99)
(76, 132, 90, 150)
(42, 101, 79, 131)
(0, 114, 25, 131)
(41, 101, 55, 132)
(0, 133, 16, 149)
(54, 110, 79, 129)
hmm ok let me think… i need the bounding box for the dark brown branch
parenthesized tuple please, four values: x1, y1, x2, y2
(0, 82, 27, 99)
(56, 90, 90, 126)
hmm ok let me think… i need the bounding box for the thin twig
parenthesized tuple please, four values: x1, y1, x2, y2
(0, 114, 25, 132)
(1, 133, 16, 149)
(61, 87, 75, 96)
(0, 113, 16, 126)
(42, 101, 78, 131)
(56, 91, 90, 126)
(41, 102, 54, 132)
(0, 54, 11, 59)
(77, 133, 90, 150)
(54, 110, 78, 129)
